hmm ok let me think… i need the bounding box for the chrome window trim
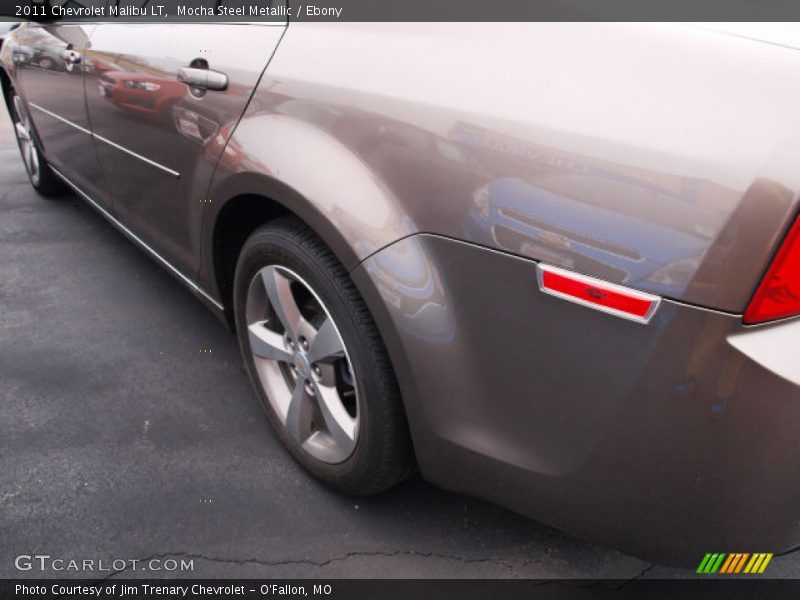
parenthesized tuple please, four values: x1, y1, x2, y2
(49, 165, 223, 312)
(536, 263, 661, 325)
(28, 103, 180, 178)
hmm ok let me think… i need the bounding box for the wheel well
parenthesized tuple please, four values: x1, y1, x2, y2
(213, 194, 290, 328)
(0, 67, 12, 113)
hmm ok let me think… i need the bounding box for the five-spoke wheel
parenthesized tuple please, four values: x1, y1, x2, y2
(234, 217, 414, 495)
(246, 265, 358, 464)
(9, 88, 65, 196)
(12, 93, 40, 187)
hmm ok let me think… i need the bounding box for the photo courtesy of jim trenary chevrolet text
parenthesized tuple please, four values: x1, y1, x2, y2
(4, 0, 800, 598)
(16, 584, 316, 598)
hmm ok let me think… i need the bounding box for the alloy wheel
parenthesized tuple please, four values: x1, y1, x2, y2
(12, 94, 40, 186)
(245, 264, 359, 464)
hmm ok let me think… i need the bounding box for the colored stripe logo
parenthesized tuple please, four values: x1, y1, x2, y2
(697, 553, 773, 574)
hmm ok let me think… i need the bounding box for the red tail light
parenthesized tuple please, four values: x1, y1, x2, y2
(536, 264, 660, 324)
(744, 216, 800, 324)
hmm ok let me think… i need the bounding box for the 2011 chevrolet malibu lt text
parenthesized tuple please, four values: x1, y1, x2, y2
(3, 20, 800, 565)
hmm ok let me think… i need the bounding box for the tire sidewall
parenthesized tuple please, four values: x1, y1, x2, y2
(233, 224, 388, 492)
(10, 90, 38, 187)
(9, 89, 62, 196)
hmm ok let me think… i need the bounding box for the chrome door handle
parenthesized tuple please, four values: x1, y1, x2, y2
(177, 67, 228, 91)
(60, 49, 81, 64)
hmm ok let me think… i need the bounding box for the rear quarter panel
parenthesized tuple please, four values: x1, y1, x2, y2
(209, 22, 800, 313)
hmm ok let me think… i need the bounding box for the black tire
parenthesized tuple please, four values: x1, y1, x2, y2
(9, 88, 66, 197)
(233, 216, 414, 496)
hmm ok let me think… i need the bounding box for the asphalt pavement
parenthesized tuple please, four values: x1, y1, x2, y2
(2, 100, 798, 580)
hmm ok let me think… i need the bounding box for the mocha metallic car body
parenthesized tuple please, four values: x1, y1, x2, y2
(3, 21, 800, 564)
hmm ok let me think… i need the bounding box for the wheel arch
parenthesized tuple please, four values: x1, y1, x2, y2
(201, 108, 416, 329)
(203, 172, 369, 331)
(0, 63, 50, 157)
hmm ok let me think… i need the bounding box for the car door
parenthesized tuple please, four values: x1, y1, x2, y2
(83, 16, 285, 280)
(11, 19, 106, 204)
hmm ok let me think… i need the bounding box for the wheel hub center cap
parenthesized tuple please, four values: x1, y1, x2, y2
(293, 352, 311, 378)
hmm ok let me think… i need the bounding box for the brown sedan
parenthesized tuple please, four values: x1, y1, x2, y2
(3, 21, 800, 564)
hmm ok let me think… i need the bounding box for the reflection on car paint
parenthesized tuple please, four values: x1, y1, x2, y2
(364, 230, 455, 344)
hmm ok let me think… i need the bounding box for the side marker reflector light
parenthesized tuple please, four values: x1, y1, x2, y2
(536, 263, 661, 324)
